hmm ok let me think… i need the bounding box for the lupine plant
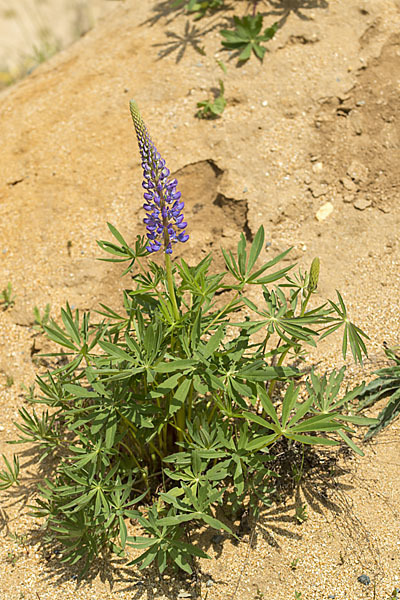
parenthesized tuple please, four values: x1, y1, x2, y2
(2, 102, 376, 576)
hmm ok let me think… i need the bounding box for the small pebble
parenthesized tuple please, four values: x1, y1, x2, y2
(316, 201, 333, 221)
(357, 574, 371, 586)
(262, 100, 268, 106)
(206, 580, 214, 588)
(328, 595, 336, 599)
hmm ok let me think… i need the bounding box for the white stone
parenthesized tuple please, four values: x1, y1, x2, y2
(316, 201, 334, 221)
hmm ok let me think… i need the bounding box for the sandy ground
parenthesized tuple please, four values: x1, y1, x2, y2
(0, 0, 400, 598)
(0, 0, 114, 72)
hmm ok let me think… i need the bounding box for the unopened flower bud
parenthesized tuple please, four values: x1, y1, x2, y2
(308, 257, 320, 292)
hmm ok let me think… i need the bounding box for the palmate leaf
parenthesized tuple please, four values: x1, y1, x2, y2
(222, 226, 294, 287)
(320, 291, 369, 364)
(244, 383, 348, 449)
(220, 15, 278, 62)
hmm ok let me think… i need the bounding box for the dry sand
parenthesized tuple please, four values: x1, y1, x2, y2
(0, 0, 400, 598)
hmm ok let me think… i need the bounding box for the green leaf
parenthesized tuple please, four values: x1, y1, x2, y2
(155, 359, 197, 373)
(170, 378, 192, 415)
(243, 411, 280, 434)
(98, 341, 135, 363)
(252, 42, 266, 61)
(202, 325, 225, 359)
(281, 383, 299, 428)
(64, 384, 98, 398)
(337, 430, 364, 456)
(107, 222, 128, 247)
(238, 42, 252, 61)
(200, 512, 233, 535)
(246, 433, 278, 450)
(246, 226, 265, 275)
(364, 388, 400, 440)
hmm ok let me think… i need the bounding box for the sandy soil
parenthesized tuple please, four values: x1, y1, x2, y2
(0, 0, 400, 598)
(0, 0, 114, 72)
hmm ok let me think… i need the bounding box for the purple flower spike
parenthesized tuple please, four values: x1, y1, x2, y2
(129, 101, 189, 255)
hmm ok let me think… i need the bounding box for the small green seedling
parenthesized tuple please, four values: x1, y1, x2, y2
(33, 303, 51, 332)
(220, 15, 278, 62)
(6, 551, 19, 566)
(295, 503, 308, 524)
(0, 282, 16, 310)
(295, 592, 303, 600)
(20, 383, 35, 402)
(290, 557, 299, 571)
(6, 375, 14, 387)
(7, 531, 29, 553)
(196, 79, 226, 119)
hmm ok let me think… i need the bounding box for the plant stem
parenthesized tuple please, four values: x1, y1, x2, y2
(187, 380, 194, 423)
(176, 404, 185, 446)
(300, 289, 312, 317)
(165, 254, 180, 322)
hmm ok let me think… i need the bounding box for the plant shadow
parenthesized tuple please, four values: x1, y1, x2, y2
(152, 19, 220, 62)
(263, 0, 329, 25)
